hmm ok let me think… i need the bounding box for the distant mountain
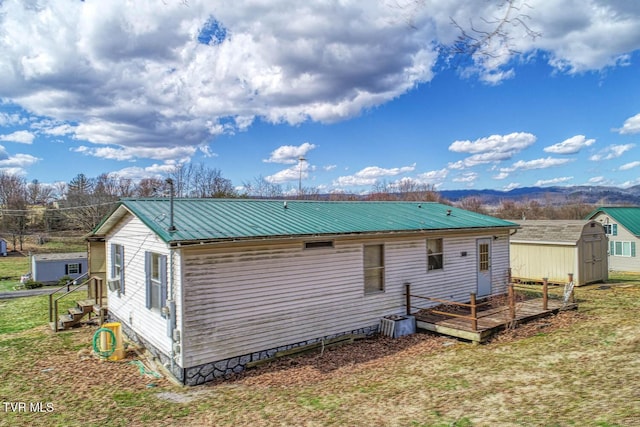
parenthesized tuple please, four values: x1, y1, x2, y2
(439, 185, 640, 206)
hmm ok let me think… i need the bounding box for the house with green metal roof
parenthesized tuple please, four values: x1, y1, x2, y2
(88, 198, 518, 385)
(586, 206, 640, 272)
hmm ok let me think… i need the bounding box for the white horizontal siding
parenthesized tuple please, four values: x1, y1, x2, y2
(179, 230, 512, 367)
(106, 215, 173, 356)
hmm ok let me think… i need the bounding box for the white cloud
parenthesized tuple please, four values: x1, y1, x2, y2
(452, 172, 478, 184)
(589, 143, 635, 161)
(0, 0, 638, 164)
(620, 177, 640, 188)
(323, 164, 337, 171)
(616, 113, 640, 134)
(501, 157, 573, 173)
(0, 130, 35, 144)
(265, 161, 312, 184)
(0, 152, 40, 170)
(333, 163, 416, 187)
(448, 132, 536, 168)
(449, 132, 536, 154)
(0, 112, 27, 126)
(534, 176, 573, 186)
(619, 161, 640, 170)
(72, 145, 197, 162)
(543, 135, 595, 154)
(587, 176, 608, 185)
(264, 142, 316, 164)
(503, 182, 521, 191)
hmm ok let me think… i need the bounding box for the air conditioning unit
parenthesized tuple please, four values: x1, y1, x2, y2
(107, 279, 121, 292)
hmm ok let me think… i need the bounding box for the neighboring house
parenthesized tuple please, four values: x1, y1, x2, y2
(510, 220, 608, 286)
(89, 198, 518, 385)
(0, 238, 6, 256)
(586, 206, 640, 272)
(31, 252, 88, 284)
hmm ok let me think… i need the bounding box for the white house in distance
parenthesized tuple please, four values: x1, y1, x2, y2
(89, 198, 518, 385)
(586, 206, 640, 272)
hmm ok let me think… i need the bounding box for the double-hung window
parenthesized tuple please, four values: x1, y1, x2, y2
(111, 244, 125, 294)
(65, 263, 81, 275)
(427, 238, 443, 271)
(145, 252, 168, 316)
(364, 244, 384, 294)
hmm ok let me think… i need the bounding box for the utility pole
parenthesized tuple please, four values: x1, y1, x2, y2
(298, 156, 306, 198)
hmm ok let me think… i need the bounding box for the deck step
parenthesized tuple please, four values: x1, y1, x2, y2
(69, 307, 85, 317)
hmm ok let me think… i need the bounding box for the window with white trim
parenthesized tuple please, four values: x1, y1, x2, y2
(111, 244, 125, 295)
(427, 238, 443, 271)
(363, 244, 384, 294)
(66, 263, 81, 275)
(610, 241, 636, 257)
(603, 224, 618, 236)
(146, 252, 168, 316)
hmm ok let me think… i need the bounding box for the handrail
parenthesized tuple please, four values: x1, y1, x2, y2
(48, 272, 89, 323)
(50, 275, 103, 332)
(404, 282, 551, 332)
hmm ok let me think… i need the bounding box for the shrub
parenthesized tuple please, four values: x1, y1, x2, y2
(23, 280, 43, 289)
(57, 275, 74, 286)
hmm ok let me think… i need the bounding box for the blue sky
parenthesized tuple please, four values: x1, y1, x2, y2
(0, 0, 639, 195)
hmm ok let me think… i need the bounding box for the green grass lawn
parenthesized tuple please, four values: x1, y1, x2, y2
(0, 272, 639, 427)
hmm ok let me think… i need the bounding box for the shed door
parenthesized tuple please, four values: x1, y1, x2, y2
(477, 238, 492, 297)
(583, 235, 605, 284)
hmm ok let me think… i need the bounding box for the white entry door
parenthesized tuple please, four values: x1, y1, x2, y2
(477, 238, 492, 297)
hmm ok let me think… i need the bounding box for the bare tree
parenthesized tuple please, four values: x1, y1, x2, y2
(190, 164, 236, 198)
(27, 179, 54, 205)
(136, 177, 166, 197)
(242, 176, 283, 199)
(448, 0, 541, 59)
(0, 172, 28, 250)
(457, 196, 488, 214)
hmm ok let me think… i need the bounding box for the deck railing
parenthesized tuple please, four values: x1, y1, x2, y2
(404, 277, 561, 332)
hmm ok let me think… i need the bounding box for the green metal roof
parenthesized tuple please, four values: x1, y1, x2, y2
(93, 198, 518, 244)
(586, 206, 640, 236)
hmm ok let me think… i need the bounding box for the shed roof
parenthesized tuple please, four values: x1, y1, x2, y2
(585, 206, 640, 236)
(511, 220, 597, 244)
(32, 252, 87, 262)
(92, 198, 518, 244)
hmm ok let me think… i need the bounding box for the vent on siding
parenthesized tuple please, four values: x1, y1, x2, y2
(379, 318, 396, 337)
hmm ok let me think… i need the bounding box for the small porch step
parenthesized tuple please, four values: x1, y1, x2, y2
(50, 300, 109, 332)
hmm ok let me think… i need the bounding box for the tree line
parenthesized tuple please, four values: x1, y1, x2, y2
(0, 165, 597, 250)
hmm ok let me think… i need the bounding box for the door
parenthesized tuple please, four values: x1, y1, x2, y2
(583, 235, 605, 284)
(477, 238, 492, 297)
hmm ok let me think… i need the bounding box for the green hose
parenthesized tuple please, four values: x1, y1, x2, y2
(92, 327, 116, 358)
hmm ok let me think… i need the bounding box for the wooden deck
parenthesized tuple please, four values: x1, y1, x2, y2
(414, 298, 577, 343)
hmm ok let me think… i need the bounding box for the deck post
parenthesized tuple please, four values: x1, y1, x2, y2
(470, 292, 477, 331)
(404, 282, 411, 315)
(542, 277, 548, 310)
(508, 284, 515, 320)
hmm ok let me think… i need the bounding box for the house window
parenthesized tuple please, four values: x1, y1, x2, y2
(603, 224, 618, 236)
(427, 238, 443, 271)
(363, 244, 384, 294)
(111, 244, 125, 294)
(145, 252, 167, 316)
(610, 241, 636, 257)
(66, 263, 81, 275)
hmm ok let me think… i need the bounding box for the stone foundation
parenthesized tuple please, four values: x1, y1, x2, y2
(109, 313, 378, 386)
(183, 324, 379, 386)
